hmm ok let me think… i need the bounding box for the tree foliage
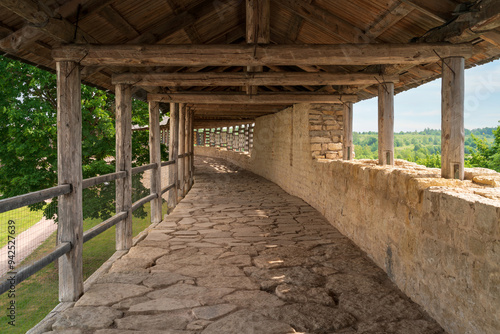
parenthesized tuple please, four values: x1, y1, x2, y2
(469, 123, 500, 172)
(0, 56, 165, 220)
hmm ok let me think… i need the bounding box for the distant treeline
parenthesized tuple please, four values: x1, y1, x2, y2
(353, 127, 497, 169)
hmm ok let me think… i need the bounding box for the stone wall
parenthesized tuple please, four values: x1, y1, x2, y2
(194, 103, 500, 334)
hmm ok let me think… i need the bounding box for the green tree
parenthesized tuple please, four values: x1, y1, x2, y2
(0, 56, 160, 220)
(469, 123, 500, 172)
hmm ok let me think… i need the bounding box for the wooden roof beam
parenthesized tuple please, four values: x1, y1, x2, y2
(418, 0, 500, 43)
(148, 92, 357, 104)
(365, 2, 414, 40)
(0, 0, 97, 46)
(53, 43, 473, 67)
(113, 72, 399, 86)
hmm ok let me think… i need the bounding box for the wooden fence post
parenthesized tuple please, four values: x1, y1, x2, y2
(184, 107, 190, 195)
(115, 84, 133, 250)
(178, 103, 185, 198)
(57, 61, 83, 302)
(168, 103, 179, 210)
(149, 101, 162, 223)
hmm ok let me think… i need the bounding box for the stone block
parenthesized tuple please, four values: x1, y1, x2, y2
(327, 143, 342, 151)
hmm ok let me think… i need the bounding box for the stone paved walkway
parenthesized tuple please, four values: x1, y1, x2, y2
(44, 156, 444, 334)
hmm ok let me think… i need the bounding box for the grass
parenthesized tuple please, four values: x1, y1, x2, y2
(0, 201, 167, 333)
(0, 206, 46, 248)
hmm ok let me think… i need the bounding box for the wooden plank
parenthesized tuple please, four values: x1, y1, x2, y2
(161, 183, 176, 195)
(131, 162, 157, 175)
(112, 72, 399, 86)
(168, 103, 179, 210)
(82, 171, 126, 189)
(342, 102, 354, 161)
(441, 57, 465, 180)
(365, 3, 414, 40)
(132, 193, 157, 212)
(83, 211, 127, 243)
(378, 82, 394, 166)
(98, 5, 140, 39)
(162, 160, 176, 167)
(0, 184, 71, 214)
(56, 61, 83, 302)
(149, 101, 162, 224)
(149, 92, 357, 104)
(178, 103, 186, 198)
(274, 0, 372, 43)
(52, 43, 473, 67)
(400, 0, 455, 23)
(115, 84, 133, 251)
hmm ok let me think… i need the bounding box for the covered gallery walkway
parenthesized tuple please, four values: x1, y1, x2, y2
(41, 156, 443, 334)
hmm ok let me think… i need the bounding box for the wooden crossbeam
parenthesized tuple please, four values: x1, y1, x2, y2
(53, 43, 473, 67)
(148, 92, 357, 104)
(112, 72, 399, 86)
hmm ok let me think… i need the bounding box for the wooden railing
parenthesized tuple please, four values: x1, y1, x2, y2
(0, 153, 191, 296)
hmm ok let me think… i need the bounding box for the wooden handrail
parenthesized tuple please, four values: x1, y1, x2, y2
(82, 171, 126, 189)
(131, 163, 157, 175)
(161, 160, 176, 166)
(131, 193, 157, 212)
(83, 211, 128, 243)
(0, 184, 71, 214)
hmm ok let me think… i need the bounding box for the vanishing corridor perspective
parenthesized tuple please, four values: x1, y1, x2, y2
(42, 157, 444, 333)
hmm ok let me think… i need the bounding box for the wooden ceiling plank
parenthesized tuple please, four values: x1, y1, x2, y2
(148, 92, 357, 104)
(365, 2, 414, 40)
(274, 0, 373, 43)
(98, 5, 140, 39)
(112, 72, 399, 86)
(400, 0, 455, 23)
(53, 43, 473, 67)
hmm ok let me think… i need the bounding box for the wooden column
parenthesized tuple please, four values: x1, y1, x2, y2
(178, 103, 185, 198)
(441, 57, 465, 179)
(168, 103, 179, 209)
(189, 111, 195, 188)
(149, 101, 162, 224)
(57, 61, 83, 302)
(184, 108, 190, 195)
(115, 84, 133, 250)
(378, 82, 394, 166)
(343, 102, 354, 160)
(244, 125, 250, 152)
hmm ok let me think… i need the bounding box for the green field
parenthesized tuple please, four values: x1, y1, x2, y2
(0, 206, 46, 249)
(0, 202, 167, 333)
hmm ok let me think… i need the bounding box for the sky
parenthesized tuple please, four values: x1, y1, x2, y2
(353, 60, 500, 132)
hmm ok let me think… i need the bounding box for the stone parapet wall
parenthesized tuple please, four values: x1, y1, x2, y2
(194, 103, 500, 334)
(309, 104, 344, 160)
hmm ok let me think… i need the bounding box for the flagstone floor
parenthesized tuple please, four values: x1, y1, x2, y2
(43, 156, 444, 334)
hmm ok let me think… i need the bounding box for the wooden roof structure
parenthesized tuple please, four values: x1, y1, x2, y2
(1, 0, 500, 127)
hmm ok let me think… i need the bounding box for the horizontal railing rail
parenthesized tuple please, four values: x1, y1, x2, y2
(161, 160, 176, 167)
(161, 183, 176, 195)
(131, 163, 157, 175)
(83, 211, 128, 243)
(0, 241, 71, 295)
(82, 171, 126, 189)
(0, 184, 71, 214)
(131, 193, 157, 212)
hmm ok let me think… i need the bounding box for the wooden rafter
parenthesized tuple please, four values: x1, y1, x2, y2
(365, 2, 414, 40)
(53, 43, 473, 67)
(112, 72, 399, 86)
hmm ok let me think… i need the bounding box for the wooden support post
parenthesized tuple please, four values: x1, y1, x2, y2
(149, 101, 162, 223)
(57, 61, 83, 302)
(115, 84, 133, 250)
(378, 82, 394, 166)
(168, 103, 179, 209)
(441, 57, 465, 179)
(178, 103, 185, 198)
(184, 108, 190, 195)
(245, 125, 250, 152)
(343, 102, 354, 160)
(190, 111, 195, 188)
